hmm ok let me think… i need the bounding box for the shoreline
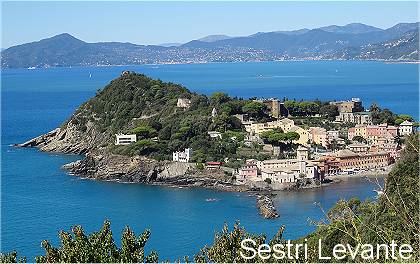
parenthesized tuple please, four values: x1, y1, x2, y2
(3, 59, 419, 71)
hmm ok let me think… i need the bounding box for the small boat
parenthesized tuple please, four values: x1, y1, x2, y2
(27, 67, 36, 70)
(206, 198, 219, 202)
(89, 73, 92, 78)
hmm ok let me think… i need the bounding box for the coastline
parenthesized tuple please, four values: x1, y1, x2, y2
(2, 59, 419, 71)
(325, 165, 391, 181)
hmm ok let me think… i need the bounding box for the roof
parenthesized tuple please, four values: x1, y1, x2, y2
(347, 143, 369, 148)
(400, 120, 413, 126)
(335, 149, 358, 158)
(289, 126, 302, 132)
(297, 145, 308, 151)
(279, 118, 294, 124)
(206, 162, 222, 165)
(355, 111, 371, 116)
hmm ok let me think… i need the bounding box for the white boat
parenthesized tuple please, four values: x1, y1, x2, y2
(27, 67, 36, 70)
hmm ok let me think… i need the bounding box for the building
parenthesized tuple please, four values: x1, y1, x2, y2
(115, 134, 137, 145)
(348, 123, 398, 144)
(331, 98, 364, 113)
(257, 146, 319, 183)
(176, 98, 191, 109)
(173, 148, 193, 163)
(336, 112, 372, 125)
(288, 125, 309, 145)
(247, 118, 309, 145)
(315, 156, 341, 176)
(236, 160, 259, 181)
(347, 143, 370, 153)
(205, 161, 222, 170)
(398, 121, 414, 136)
(211, 108, 218, 118)
(327, 130, 340, 142)
(333, 149, 391, 171)
(208, 131, 222, 139)
(309, 127, 328, 148)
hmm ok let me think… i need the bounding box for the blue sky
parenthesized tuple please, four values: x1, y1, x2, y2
(1, 1, 418, 48)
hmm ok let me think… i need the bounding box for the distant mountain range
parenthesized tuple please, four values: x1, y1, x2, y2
(1, 22, 418, 69)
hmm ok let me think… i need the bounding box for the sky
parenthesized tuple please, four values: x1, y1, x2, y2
(1, 1, 419, 48)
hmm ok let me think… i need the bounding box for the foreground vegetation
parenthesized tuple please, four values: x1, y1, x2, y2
(2, 134, 418, 263)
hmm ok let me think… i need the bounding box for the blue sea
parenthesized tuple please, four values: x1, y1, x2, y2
(1, 61, 418, 261)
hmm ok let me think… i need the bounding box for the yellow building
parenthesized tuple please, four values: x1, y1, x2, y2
(289, 125, 309, 145)
(354, 125, 367, 138)
(247, 118, 308, 145)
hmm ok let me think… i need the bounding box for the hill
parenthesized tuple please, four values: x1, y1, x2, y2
(1, 22, 419, 68)
(337, 30, 419, 60)
(17, 72, 263, 163)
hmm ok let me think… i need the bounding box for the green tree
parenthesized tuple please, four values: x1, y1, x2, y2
(210, 92, 230, 105)
(33, 220, 158, 263)
(241, 102, 268, 118)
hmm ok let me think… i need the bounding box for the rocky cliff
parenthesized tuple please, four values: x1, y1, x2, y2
(16, 119, 109, 155)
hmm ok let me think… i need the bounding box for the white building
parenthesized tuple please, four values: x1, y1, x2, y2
(208, 131, 222, 139)
(211, 108, 218, 118)
(173, 148, 193, 163)
(398, 121, 414, 136)
(115, 134, 137, 145)
(258, 146, 319, 184)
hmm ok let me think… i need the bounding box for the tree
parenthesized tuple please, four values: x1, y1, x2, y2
(210, 92, 230, 105)
(319, 104, 339, 120)
(241, 102, 267, 118)
(352, 135, 366, 143)
(130, 125, 157, 140)
(33, 220, 158, 263)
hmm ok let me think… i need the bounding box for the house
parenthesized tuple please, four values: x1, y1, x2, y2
(309, 127, 328, 148)
(177, 98, 191, 109)
(208, 131, 222, 139)
(115, 134, 137, 145)
(173, 148, 193, 163)
(236, 160, 258, 181)
(205, 161, 222, 170)
(398, 121, 414, 136)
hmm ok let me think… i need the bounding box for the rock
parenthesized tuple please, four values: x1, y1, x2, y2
(256, 195, 279, 219)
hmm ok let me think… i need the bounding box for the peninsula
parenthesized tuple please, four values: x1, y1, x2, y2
(17, 71, 417, 217)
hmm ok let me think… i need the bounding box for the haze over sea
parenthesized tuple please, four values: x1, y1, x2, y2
(1, 61, 418, 260)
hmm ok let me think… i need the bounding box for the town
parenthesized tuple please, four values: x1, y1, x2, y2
(115, 95, 416, 189)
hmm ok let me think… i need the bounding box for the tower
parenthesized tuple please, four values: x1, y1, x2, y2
(297, 146, 308, 174)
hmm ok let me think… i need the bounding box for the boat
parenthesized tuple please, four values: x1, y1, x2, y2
(205, 198, 219, 202)
(27, 67, 36, 70)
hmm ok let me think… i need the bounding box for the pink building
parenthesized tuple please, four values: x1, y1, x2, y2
(237, 160, 258, 180)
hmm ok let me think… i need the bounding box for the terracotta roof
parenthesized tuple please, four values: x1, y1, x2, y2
(335, 149, 358, 158)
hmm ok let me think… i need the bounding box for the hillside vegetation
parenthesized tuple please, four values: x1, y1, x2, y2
(68, 72, 271, 162)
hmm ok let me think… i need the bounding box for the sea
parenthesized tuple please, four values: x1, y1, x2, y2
(1, 61, 418, 261)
